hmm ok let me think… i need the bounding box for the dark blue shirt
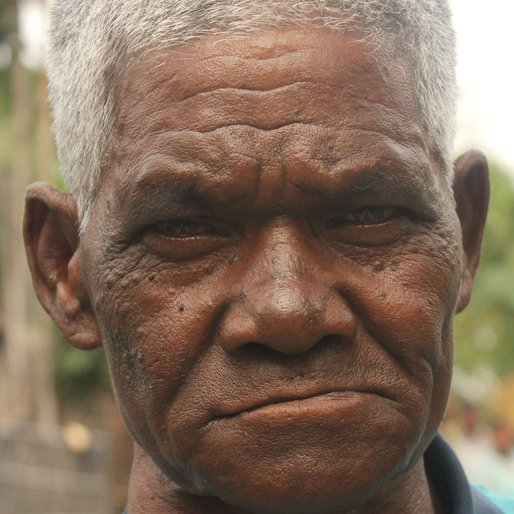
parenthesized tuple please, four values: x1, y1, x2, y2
(425, 434, 505, 513)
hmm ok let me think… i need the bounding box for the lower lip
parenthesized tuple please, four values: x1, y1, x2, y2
(227, 391, 383, 421)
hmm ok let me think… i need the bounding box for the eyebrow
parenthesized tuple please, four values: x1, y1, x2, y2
(118, 150, 441, 224)
(340, 167, 431, 199)
(116, 151, 259, 219)
(121, 176, 215, 218)
(291, 158, 442, 214)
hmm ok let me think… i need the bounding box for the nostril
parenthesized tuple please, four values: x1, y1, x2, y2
(236, 334, 347, 360)
(318, 334, 345, 347)
(238, 342, 292, 362)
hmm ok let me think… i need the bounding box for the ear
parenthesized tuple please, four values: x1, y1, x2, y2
(23, 182, 102, 349)
(453, 150, 490, 313)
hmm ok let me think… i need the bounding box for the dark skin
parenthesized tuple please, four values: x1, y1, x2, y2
(24, 29, 489, 513)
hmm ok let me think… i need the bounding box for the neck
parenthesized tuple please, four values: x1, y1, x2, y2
(126, 444, 441, 514)
(127, 444, 252, 514)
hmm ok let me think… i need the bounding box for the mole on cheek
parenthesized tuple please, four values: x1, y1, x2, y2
(373, 262, 385, 273)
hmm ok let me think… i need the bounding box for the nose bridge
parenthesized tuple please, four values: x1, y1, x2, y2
(261, 225, 310, 282)
(245, 226, 328, 350)
(245, 220, 318, 297)
(219, 223, 357, 355)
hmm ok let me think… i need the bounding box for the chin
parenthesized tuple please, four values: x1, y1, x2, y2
(178, 417, 424, 514)
(200, 455, 413, 514)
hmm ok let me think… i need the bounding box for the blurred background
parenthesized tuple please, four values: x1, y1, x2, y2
(0, 0, 513, 513)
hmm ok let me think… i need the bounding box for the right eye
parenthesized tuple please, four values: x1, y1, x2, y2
(141, 218, 231, 261)
(152, 220, 220, 238)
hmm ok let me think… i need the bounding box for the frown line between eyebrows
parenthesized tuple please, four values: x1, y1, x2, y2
(113, 129, 441, 220)
(114, 171, 439, 235)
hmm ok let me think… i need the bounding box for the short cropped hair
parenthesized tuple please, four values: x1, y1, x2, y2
(47, 0, 456, 231)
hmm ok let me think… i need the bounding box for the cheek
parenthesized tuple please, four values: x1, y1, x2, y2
(352, 234, 460, 417)
(362, 227, 461, 344)
(91, 260, 225, 438)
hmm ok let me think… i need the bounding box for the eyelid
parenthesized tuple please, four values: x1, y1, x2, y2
(149, 218, 232, 238)
(324, 205, 406, 227)
(318, 206, 418, 248)
(153, 220, 210, 238)
(348, 206, 399, 222)
(139, 218, 234, 261)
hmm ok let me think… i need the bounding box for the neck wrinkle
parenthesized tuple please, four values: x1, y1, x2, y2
(127, 443, 252, 514)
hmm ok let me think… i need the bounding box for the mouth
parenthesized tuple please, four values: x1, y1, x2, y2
(214, 389, 389, 423)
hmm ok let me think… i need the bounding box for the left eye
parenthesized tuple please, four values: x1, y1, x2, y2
(326, 206, 400, 227)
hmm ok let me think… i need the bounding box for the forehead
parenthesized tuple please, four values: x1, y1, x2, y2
(115, 28, 420, 139)
(106, 28, 442, 215)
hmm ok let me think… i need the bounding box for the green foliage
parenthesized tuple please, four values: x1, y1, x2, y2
(54, 329, 111, 404)
(454, 163, 514, 377)
(0, 70, 10, 165)
(0, 3, 16, 43)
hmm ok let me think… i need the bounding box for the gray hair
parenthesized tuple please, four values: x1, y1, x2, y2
(47, 0, 456, 231)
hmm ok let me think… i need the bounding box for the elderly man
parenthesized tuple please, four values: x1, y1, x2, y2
(23, 0, 501, 512)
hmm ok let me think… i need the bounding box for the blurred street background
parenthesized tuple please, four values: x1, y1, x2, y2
(0, 1, 513, 512)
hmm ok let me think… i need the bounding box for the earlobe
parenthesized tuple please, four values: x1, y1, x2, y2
(23, 182, 102, 349)
(453, 150, 490, 313)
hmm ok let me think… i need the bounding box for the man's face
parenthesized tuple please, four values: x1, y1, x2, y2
(82, 29, 462, 512)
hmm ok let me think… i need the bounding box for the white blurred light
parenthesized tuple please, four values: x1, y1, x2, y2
(17, 0, 48, 70)
(453, 0, 514, 175)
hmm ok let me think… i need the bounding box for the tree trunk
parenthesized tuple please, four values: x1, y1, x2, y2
(1, 0, 57, 423)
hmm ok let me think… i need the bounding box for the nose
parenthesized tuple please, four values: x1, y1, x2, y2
(218, 228, 357, 355)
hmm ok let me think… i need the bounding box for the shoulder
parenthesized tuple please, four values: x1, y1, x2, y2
(425, 434, 506, 513)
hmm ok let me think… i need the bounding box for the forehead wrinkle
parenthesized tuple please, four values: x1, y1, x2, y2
(147, 37, 308, 63)
(337, 127, 428, 157)
(171, 80, 318, 104)
(118, 48, 316, 109)
(144, 26, 387, 87)
(116, 33, 417, 136)
(118, 56, 310, 119)
(116, 53, 419, 146)
(116, 96, 419, 149)
(118, 84, 339, 142)
(115, 126, 264, 178)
